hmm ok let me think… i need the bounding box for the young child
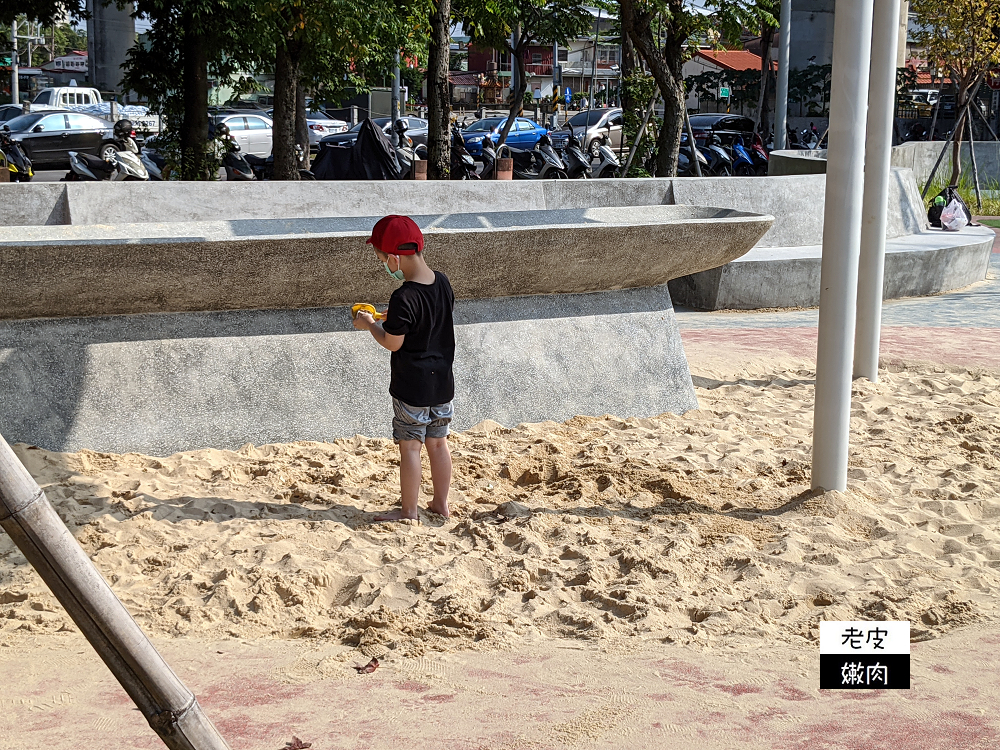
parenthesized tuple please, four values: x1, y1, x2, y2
(353, 215, 455, 522)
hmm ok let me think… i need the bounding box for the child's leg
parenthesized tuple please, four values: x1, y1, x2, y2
(424, 437, 451, 517)
(375, 439, 422, 521)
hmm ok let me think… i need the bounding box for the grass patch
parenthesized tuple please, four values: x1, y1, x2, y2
(922, 171, 1000, 216)
(981, 219, 1000, 228)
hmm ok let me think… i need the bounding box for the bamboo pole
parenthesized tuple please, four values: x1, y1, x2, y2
(623, 95, 657, 174)
(967, 112, 982, 211)
(0, 434, 230, 750)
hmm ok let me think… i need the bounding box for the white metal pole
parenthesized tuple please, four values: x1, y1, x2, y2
(774, 0, 792, 149)
(811, 0, 875, 492)
(10, 21, 19, 105)
(853, 0, 902, 382)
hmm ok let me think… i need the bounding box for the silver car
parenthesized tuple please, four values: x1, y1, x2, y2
(266, 109, 349, 150)
(211, 112, 274, 157)
(550, 108, 624, 159)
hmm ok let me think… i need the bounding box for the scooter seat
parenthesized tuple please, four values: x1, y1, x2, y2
(505, 147, 536, 170)
(78, 152, 115, 173)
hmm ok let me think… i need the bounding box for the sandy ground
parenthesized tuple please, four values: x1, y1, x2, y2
(2, 339, 1000, 748)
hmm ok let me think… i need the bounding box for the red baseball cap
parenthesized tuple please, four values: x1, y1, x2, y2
(366, 215, 424, 255)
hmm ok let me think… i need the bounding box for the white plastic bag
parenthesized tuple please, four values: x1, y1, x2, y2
(940, 198, 969, 232)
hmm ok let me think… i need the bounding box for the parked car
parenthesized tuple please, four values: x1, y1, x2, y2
(265, 108, 349, 150)
(688, 114, 757, 149)
(0, 104, 24, 123)
(4, 110, 117, 168)
(460, 116, 549, 158)
(319, 116, 429, 149)
(549, 108, 624, 158)
(210, 112, 274, 157)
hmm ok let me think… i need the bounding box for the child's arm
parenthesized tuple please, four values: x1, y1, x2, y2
(353, 312, 404, 352)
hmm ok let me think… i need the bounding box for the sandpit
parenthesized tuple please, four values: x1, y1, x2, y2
(0, 355, 997, 660)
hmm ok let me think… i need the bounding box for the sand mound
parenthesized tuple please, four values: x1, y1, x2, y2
(1, 359, 998, 656)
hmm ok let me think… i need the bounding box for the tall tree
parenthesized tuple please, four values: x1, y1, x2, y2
(123, 0, 260, 179)
(456, 0, 592, 147)
(911, 0, 1000, 185)
(426, 0, 452, 179)
(753, 0, 778, 135)
(618, 0, 767, 176)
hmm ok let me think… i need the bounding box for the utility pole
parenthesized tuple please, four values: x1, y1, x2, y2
(589, 8, 602, 108)
(774, 0, 791, 148)
(10, 21, 19, 105)
(391, 49, 400, 145)
(553, 41, 560, 126)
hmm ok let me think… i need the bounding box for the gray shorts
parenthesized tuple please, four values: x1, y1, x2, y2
(392, 398, 454, 443)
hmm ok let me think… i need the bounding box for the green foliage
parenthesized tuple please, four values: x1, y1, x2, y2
(687, 68, 761, 111)
(787, 63, 831, 115)
(896, 66, 918, 96)
(0, 1, 85, 26)
(620, 70, 656, 173)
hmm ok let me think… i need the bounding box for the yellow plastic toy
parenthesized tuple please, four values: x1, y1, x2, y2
(351, 303, 386, 321)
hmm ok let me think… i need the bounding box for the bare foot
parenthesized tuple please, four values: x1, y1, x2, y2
(373, 508, 419, 522)
(425, 500, 450, 518)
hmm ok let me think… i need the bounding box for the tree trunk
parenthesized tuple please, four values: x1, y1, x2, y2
(621, 32, 638, 117)
(497, 44, 527, 147)
(427, 0, 451, 179)
(755, 23, 775, 135)
(273, 39, 301, 181)
(180, 17, 209, 180)
(620, 0, 685, 176)
(296, 80, 310, 171)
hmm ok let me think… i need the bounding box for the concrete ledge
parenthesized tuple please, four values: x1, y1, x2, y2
(0, 206, 772, 321)
(669, 226, 995, 310)
(0, 285, 697, 454)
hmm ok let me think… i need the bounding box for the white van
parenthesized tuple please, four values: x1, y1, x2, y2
(29, 87, 160, 134)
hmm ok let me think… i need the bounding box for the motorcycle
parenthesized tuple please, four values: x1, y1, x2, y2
(139, 147, 166, 180)
(698, 133, 733, 176)
(450, 128, 479, 180)
(65, 119, 148, 181)
(392, 119, 426, 178)
(505, 134, 568, 179)
(677, 134, 709, 176)
(560, 125, 592, 179)
(479, 138, 500, 179)
(730, 136, 756, 176)
(591, 133, 621, 179)
(750, 133, 769, 175)
(1, 125, 33, 182)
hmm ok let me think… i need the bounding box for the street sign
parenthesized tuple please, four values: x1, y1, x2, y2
(719, 86, 731, 99)
(986, 71, 1000, 91)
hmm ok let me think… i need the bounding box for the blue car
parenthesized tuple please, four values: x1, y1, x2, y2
(461, 116, 549, 158)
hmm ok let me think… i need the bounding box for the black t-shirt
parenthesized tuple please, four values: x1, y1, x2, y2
(381, 271, 456, 407)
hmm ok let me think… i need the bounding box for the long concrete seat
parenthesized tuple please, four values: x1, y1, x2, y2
(669, 226, 995, 310)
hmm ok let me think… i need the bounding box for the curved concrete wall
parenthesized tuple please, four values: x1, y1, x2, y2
(0, 286, 697, 454)
(0, 206, 772, 320)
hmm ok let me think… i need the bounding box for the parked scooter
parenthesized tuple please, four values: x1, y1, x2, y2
(450, 127, 479, 180)
(506, 134, 568, 179)
(677, 134, 709, 176)
(591, 133, 621, 178)
(479, 138, 500, 179)
(392, 119, 424, 177)
(1, 124, 33, 182)
(214, 123, 255, 181)
(749, 133, 769, 175)
(65, 119, 148, 181)
(730, 136, 756, 176)
(697, 133, 733, 176)
(560, 125, 592, 179)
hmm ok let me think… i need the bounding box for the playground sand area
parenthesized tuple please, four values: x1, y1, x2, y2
(1, 353, 999, 661)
